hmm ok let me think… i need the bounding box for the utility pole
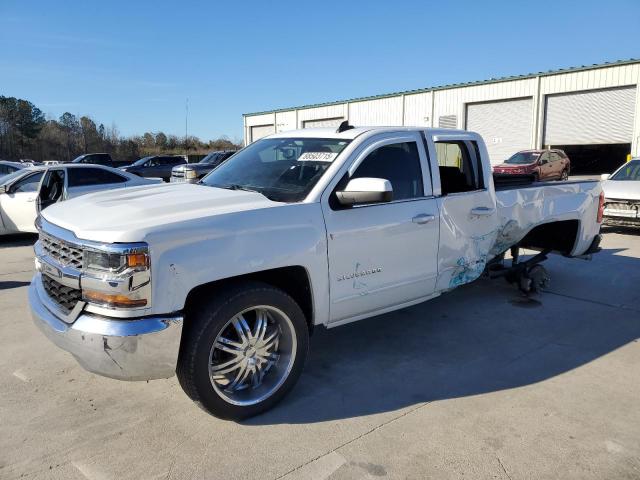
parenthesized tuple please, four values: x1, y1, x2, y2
(185, 98, 189, 157)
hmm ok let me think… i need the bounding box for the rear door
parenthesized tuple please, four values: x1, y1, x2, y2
(66, 167, 128, 198)
(322, 132, 440, 324)
(550, 151, 564, 178)
(425, 132, 499, 291)
(538, 151, 553, 180)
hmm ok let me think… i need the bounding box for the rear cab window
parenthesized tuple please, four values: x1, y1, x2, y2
(434, 140, 484, 195)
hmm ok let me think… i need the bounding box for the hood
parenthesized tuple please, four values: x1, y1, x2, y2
(42, 183, 279, 242)
(602, 180, 640, 201)
(494, 162, 536, 170)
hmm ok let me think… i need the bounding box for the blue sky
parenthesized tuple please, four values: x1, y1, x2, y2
(1, 0, 638, 142)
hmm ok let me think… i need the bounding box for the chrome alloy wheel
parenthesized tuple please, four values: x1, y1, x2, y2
(208, 305, 297, 406)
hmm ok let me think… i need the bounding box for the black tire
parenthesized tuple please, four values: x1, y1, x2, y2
(532, 173, 539, 183)
(177, 281, 309, 420)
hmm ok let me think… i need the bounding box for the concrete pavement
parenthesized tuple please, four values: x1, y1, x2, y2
(0, 229, 639, 479)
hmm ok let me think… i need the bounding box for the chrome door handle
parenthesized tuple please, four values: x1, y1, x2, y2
(470, 207, 495, 216)
(26, 198, 36, 202)
(412, 213, 435, 224)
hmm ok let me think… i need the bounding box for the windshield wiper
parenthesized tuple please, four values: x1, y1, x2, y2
(216, 183, 278, 201)
(219, 183, 261, 193)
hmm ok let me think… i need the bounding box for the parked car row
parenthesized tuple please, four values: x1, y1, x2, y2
(0, 164, 160, 235)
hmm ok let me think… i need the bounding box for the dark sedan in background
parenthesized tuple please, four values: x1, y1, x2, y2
(170, 150, 236, 183)
(493, 149, 571, 182)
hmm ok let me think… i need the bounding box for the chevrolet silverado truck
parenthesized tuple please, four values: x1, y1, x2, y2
(29, 124, 603, 419)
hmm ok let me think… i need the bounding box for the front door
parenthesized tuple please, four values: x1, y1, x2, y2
(427, 134, 499, 291)
(0, 171, 44, 233)
(322, 133, 440, 324)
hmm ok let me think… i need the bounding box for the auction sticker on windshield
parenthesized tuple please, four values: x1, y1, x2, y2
(298, 152, 338, 162)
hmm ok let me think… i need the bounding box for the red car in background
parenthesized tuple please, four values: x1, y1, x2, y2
(493, 149, 571, 182)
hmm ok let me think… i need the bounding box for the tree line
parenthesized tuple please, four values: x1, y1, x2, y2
(0, 95, 241, 162)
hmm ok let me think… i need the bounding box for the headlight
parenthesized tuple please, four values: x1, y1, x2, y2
(184, 169, 197, 179)
(81, 246, 151, 310)
(83, 250, 148, 273)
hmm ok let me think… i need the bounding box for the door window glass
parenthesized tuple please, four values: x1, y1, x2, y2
(351, 142, 424, 201)
(13, 172, 44, 193)
(435, 141, 483, 195)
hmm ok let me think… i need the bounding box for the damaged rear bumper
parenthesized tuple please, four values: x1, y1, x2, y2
(29, 278, 183, 381)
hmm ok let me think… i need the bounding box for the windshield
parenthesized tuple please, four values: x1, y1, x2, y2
(132, 156, 153, 166)
(610, 160, 640, 181)
(200, 138, 351, 202)
(200, 153, 222, 164)
(504, 152, 540, 165)
(0, 169, 31, 186)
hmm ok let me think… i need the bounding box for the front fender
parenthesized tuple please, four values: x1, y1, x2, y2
(145, 203, 329, 325)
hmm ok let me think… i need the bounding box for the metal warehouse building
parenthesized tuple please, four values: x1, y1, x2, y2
(243, 59, 640, 174)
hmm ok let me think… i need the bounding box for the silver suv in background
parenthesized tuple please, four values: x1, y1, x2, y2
(171, 151, 237, 183)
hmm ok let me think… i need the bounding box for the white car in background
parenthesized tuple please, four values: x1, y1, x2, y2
(0, 164, 161, 235)
(0, 160, 28, 180)
(601, 158, 640, 226)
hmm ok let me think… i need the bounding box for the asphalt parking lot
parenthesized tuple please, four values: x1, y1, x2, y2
(1, 229, 639, 480)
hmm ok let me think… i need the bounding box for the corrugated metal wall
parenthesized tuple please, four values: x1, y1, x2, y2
(244, 62, 640, 154)
(544, 87, 637, 145)
(466, 98, 533, 164)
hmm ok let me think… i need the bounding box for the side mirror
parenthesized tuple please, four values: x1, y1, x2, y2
(600, 173, 610, 181)
(336, 177, 393, 206)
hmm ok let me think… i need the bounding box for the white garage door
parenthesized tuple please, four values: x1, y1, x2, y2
(466, 98, 533, 165)
(303, 117, 344, 128)
(544, 86, 636, 145)
(250, 124, 275, 143)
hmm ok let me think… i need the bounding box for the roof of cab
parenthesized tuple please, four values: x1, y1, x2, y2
(265, 126, 470, 140)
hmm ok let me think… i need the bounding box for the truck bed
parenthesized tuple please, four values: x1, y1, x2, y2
(491, 179, 602, 258)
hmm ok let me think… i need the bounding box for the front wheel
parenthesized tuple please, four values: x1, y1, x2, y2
(177, 282, 309, 420)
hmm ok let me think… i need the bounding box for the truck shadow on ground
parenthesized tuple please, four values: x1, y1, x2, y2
(248, 246, 640, 425)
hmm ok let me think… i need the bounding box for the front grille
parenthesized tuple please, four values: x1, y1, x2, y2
(40, 232, 83, 269)
(604, 201, 639, 211)
(42, 275, 82, 314)
(172, 170, 185, 178)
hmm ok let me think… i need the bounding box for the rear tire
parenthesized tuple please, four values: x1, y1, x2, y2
(177, 282, 309, 420)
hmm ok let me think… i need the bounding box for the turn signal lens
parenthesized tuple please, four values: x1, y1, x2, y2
(127, 253, 149, 268)
(83, 290, 147, 308)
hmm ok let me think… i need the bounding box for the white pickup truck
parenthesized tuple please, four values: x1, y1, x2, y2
(29, 125, 603, 419)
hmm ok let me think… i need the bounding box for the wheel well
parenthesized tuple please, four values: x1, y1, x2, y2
(519, 220, 579, 255)
(183, 266, 314, 332)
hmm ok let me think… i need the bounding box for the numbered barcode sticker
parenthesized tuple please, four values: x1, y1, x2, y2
(298, 152, 338, 162)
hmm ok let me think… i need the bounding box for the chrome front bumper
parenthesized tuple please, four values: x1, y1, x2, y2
(29, 276, 183, 381)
